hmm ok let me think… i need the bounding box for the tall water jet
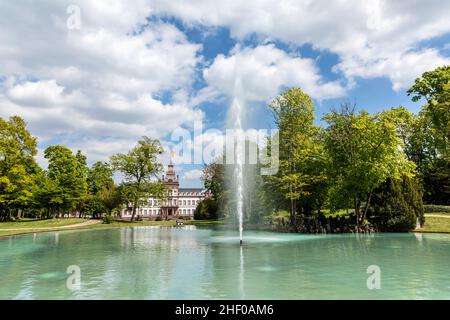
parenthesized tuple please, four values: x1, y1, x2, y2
(231, 94, 245, 245)
(227, 76, 245, 246)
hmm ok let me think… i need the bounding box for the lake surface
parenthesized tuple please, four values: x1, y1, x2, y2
(1, 226, 450, 299)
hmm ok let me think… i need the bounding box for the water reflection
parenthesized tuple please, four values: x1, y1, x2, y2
(1, 227, 450, 299)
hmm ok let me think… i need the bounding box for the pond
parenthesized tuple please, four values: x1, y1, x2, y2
(1, 226, 450, 299)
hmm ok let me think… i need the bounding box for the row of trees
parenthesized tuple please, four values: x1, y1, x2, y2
(0, 117, 165, 222)
(202, 66, 449, 232)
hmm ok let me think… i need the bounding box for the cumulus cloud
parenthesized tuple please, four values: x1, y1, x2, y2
(0, 0, 204, 163)
(153, 0, 450, 90)
(203, 44, 346, 102)
(182, 169, 203, 181)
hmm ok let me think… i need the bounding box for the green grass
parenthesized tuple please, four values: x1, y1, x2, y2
(417, 215, 450, 233)
(186, 220, 224, 226)
(0, 218, 224, 237)
(0, 218, 89, 229)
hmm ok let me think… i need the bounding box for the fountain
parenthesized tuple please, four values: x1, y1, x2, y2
(230, 79, 245, 246)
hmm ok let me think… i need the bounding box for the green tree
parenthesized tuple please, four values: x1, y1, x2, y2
(0, 116, 38, 221)
(87, 162, 114, 194)
(110, 137, 164, 221)
(267, 88, 327, 225)
(324, 104, 415, 228)
(407, 66, 450, 204)
(44, 146, 87, 216)
(369, 175, 424, 232)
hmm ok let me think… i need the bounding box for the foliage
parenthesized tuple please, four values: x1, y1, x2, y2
(323, 104, 415, 227)
(102, 214, 114, 224)
(194, 198, 218, 220)
(369, 175, 424, 232)
(0, 116, 38, 220)
(110, 136, 164, 221)
(266, 88, 328, 225)
(407, 66, 450, 203)
(43, 145, 88, 215)
(87, 162, 114, 194)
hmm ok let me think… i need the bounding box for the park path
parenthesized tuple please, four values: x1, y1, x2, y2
(424, 214, 450, 219)
(0, 220, 100, 231)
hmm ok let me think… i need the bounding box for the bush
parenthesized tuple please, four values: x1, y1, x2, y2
(102, 214, 114, 224)
(424, 205, 450, 213)
(369, 175, 424, 232)
(155, 215, 162, 221)
(194, 198, 218, 220)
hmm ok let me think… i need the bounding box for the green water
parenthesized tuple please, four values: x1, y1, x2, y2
(1, 226, 450, 299)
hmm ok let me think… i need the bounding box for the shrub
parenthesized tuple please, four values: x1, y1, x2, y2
(194, 198, 218, 220)
(369, 175, 424, 231)
(155, 215, 162, 221)
(102, 214, 114, 224)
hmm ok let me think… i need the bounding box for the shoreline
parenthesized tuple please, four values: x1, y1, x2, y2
(1, 216, 449, 238)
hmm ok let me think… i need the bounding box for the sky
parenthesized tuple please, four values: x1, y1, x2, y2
(0, 0, 449, 188)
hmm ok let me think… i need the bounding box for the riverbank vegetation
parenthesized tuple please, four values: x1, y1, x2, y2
(1, 66, 449, 234)
(200, 66, 450, 233)
(0, 115, 164, 222)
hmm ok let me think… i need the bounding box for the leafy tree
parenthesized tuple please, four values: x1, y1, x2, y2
(201, 160, 227, 219)
(267, 88, 327, 225)
(324, 104, 415, 228)
(194, 198, 218, 220)
(44, 146, 87, 216)
(98, 184, 123, 216)
(406, 66, 450, 204)
(110, 137, 164, 221)
(0, 116, 38, 220)
(87, 162, 114, 194)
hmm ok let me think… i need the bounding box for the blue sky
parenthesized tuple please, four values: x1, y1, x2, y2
(0, 1, 449, 188)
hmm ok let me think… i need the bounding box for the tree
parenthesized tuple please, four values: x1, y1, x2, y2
(110, 137, 164, 221)
(98, 184, 123, 216)
(369, 175, 424, 232)
(44, 146, 87, 216)
(87, 162, 114, 194)
(194, 198, 218, 220)
(267, 88, 327, 225)
(0, 116, 38, 221)
(201, 160, 226, 219)
(407, 66, 450, 204)
(324, 104, 415, 228)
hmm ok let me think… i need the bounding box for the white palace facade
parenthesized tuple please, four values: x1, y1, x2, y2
(121, 163, 209, 219)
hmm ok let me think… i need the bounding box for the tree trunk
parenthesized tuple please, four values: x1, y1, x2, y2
(290, 198, 295, 226)
(354, 197, 360, 228)
(362, 191, 373, 226)
(131, 200, 138, 222)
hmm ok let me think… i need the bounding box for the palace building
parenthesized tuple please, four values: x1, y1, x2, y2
(121, 162, 209, 219)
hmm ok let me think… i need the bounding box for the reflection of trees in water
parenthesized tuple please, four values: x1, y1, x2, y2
(2, 231, 450, 299)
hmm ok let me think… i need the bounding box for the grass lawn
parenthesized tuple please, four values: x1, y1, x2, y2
(416, 215, 450, 233)
(0, 218, 89, 229)
(0, 218, 224, 237)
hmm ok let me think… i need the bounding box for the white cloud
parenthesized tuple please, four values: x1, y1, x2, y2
(182, 169, 203, 180)
(0, 0, 204, 164)
(153, 0, 450, 90)
(204, 44, 346, 102)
